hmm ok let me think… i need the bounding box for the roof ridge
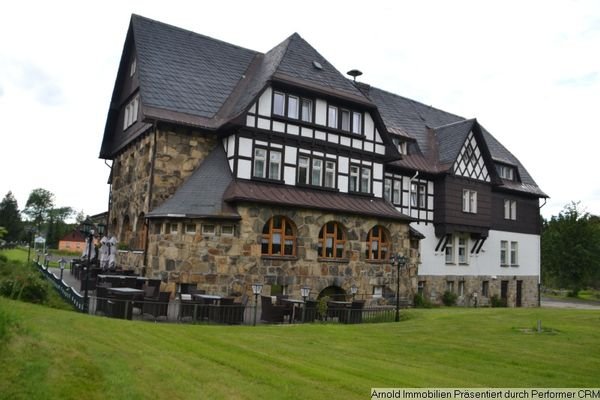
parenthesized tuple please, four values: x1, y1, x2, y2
(434, 118, 477, 131)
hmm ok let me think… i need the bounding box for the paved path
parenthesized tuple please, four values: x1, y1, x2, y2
(541, 297, 600, 310)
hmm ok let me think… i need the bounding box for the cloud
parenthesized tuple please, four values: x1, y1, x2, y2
(0, 57, 64, 106)
(556, 72, 599, 87)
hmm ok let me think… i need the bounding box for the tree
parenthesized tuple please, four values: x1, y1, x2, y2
(46, 206, 74, 248)
(0, 191, 23, 242)
(542, 202, 600, 294)
(23, 188, 55, 230)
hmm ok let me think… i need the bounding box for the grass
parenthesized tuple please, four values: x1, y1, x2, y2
(0, 299, 598, 400)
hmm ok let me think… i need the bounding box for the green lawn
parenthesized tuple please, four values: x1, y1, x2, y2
(1, 299, 598, 400)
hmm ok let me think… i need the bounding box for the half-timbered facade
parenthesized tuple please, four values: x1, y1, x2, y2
(99, 15, 546, 306)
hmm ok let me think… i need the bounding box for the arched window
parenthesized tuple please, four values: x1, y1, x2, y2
(366, 225, 389, 260)
(318, 221, 346, 258)
(261, 216, 296, 256)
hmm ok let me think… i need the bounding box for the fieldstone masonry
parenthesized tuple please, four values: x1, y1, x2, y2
(418, 274, 539, 307)
(144, 203, 417, 304)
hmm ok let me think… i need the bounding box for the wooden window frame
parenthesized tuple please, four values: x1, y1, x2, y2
(261, 216, 296, 257)
(317, 221, 346, 259)
(366, 225, 389, 260)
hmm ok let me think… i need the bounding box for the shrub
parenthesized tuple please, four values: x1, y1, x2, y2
(442, 291, 458, 306)
(490, 294, 507, 307)
(413, 293, 433, 308)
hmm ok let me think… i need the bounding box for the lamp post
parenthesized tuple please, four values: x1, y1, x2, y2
(26, 227, 35, 265)
(390, 253, 408, 322)
(300, 286, 311, 323)
(44, 253, 50, 267)
(350, 284, 358, 301)
(251, 282, 263, 326)
(58, 258, 67, 281)
(80, 217, 95, 313)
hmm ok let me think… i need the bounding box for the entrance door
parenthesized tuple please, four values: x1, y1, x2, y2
(501, 280, 509, 306)
(516, 280, 523, 307)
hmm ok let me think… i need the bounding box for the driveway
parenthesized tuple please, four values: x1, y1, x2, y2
(541, 297, 600, 310)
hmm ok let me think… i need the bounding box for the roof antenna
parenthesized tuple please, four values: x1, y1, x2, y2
(347, 69, 363, 82)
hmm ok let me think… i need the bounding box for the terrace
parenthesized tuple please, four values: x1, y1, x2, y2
(36, 257, 404, 325)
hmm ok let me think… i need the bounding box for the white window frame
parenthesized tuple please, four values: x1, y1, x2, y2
(340, 109, 351, 131)
(268, 151, 282, 180)
(221, 225, 235, 236)
(500, 240, 508, 266)
(410, 183, 418, 208)
(298, 156, 310, 185)
(324, 160, 336, 188)
(169, 223, 178, 235)
(123, 95, 139, 130)
(372, 286, 383, 298)
(352, 112, 362, 134)
(510, 241, 519, 266)
(458, 281, 465, 297)
(504, 199, 517, 220)
(311, 159, 322, 186)
(301, 98, 312, 122)
(202, 224, 215, 235)
(446, 281, 455, 293)
(360, 167, 371, 194)
(349, 165, 359, 192)
(462, 189, 477, 213)
(287, 95, 299, 119)
(445, 236, 455, 264)
(185, 223, 196, 234)
(273, 91, 285, 116)
(253, 148, 267, 179)
(130, 57, 137, 77)
(328, 105, 338, 129)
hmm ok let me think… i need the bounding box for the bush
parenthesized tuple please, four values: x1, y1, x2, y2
(413, 293, 433, 308)
(442, 291, 458, 306)
(490, 295, 507, 307)
(0, 255, 49, 304)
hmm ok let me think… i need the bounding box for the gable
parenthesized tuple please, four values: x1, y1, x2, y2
(453, 131, 490, 182)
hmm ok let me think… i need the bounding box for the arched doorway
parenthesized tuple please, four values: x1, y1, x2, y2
(317, 285, 347, 301)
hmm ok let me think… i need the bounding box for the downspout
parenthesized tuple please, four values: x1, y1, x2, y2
(142, 121, 158, 274)
(104, 159, 112, 229)
(537, 197, 547, 307)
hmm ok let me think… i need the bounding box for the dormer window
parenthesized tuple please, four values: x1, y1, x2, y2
(326, 103, 363, 134)
(123, 95, 139, 130)
(273, 91, 312, 122)
(130, 57, 137, 77)
(392, 137, 408, 155)
(497, 164, 515, 180)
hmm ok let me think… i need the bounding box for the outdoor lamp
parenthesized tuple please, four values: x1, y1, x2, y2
(58, 258, 67, 281)
(390, 253, 408, 322)
(79, 217, 95, 313)
(251, 283, 263, 326)
(300, 286, 311, 301)
(300, 286, 311, 323)
(350, 284, 358, 300)
(97, 223, 106, 236)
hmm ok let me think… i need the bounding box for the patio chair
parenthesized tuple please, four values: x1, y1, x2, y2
(142, 291, 170, 321)
(179, 294, 206, 322)
(260, 295, 286, 323)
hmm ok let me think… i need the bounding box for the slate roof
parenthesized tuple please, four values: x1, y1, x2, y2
(224, 180, 413, 222)
(102, 14, 546, 198)
(132, 15, 257, 121)
(146, 145, 239, 219)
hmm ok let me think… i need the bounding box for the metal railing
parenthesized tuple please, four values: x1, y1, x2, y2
(35, 261, 86, 312)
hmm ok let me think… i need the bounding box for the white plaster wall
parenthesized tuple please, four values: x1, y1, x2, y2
(364, 113, 374, 141)
(237, 159, 251, 179)
(414, 223, 540, 278)
(238, 137, 253, 158)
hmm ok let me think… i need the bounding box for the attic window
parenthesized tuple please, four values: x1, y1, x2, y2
(123, 95, 139, 130)
(497, 164, 515, 180)
(130, 57, 137, 77)
(392, 138, 408, 155)
(312, 61, 323, 70)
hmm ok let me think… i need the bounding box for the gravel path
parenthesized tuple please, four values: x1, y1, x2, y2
(541, 297, 600, 310)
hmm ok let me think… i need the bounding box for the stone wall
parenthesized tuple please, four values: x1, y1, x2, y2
(145, 204, 417, 304)
(109, 125, 218, 250)
(418, 274, 539, 307)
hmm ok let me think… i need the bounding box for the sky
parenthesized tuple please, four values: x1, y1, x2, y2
(1, 0, 599, 221)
